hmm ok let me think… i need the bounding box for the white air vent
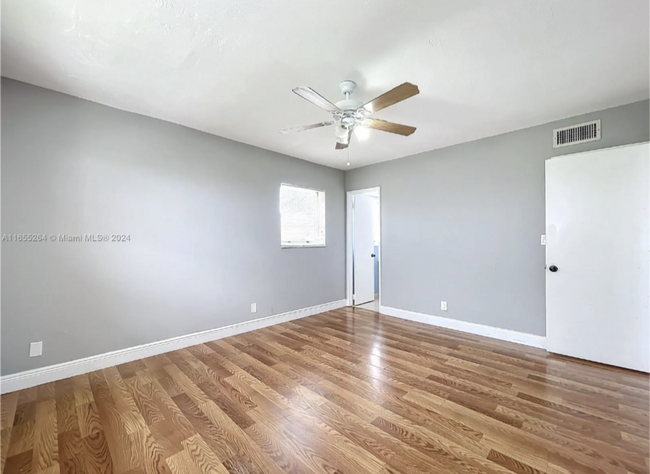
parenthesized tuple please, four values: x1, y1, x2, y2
(553, 120, 601, 148)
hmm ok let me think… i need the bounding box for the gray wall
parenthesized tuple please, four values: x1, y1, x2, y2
(347, 100, 650, 336)
(1, 78, 345, 376)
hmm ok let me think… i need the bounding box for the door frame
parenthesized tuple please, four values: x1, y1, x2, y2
(346, 187, 381, 307)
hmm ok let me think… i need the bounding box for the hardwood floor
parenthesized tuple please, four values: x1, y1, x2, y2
(1, 307, 648, 474)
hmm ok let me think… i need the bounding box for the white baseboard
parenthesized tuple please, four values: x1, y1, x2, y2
(379, 305, 546, 349)
(0, 299, 347, 394)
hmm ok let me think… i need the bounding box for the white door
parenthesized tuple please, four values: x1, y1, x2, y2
(546, 142, 649, 372)
(353, 194, 376, 305)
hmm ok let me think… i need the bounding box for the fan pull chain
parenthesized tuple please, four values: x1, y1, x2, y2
(346, 145, 351, 167)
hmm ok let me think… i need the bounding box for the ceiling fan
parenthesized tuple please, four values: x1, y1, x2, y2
(279, 80, 420, 150)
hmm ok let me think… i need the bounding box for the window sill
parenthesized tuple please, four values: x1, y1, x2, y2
(281, 245, 327, 249)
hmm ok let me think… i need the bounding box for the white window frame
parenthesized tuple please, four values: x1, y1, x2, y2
(280, 183, 327, 249)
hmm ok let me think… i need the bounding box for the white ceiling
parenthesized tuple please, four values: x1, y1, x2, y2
(2, 1, 649, 170)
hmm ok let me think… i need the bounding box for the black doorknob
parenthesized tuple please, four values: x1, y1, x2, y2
(549, 265, 558, 272)
(371, 253, 376, 258)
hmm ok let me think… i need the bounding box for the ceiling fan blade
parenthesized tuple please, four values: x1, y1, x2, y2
(368, 119, 416, 136)
(293, 87, 341, 113)
(335, 129, 352, 149)
(363, 82, 419, 113)
(278, 121, 334, 134)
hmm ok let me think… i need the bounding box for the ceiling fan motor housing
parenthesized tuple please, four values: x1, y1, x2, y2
(335, 81, 369, 132)
(336, 80, 367, 131)
(339, 80, 357, 95)
(335, 98, 364, 111)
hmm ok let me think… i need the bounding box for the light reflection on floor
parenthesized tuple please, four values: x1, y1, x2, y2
(368, 340, 383, 378)
(356, 297, 379, 312)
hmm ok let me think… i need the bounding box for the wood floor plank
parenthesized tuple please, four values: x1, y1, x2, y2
(80, 428, 113, 474)
(89, 370, 140, 474)
(487, 448, 547, 474)
(171, 393, 237, 463)
(76, 402, 103, 439)
(12, 402, 36, 428)
(1, 393, 19, 431)
(181, 434, 229, 474)
(32, 400, 58, 472)
(58, 425, 85, 474)
(55, 379, 78, 436)
(6, 419, 35, 459)
(35, 382, 55, 403)
(311, 400, 444, 474)
(165, 449, 201, 474)
(102, 368, 147, 436)
(243, 416, 319, 474)
(2, 307, 648, 474)
(34, 464, 60, 474)
(71, 376, 94, 407)
(199, 401, 286, 474)
(3, 449, 32, 474)
(147, 380, 195, 443)
(132, 426, 172, 474)
(283, 409, 386, 474)
(246, 407, 356, 474)
(17, 388, 38, 406)
(1, 427, 13, 474)
(124, 379, 166, 428)
(148, 420, 184, 459)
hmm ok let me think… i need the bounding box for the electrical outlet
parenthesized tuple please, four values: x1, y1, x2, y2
(541, 234, 546, 245)
(29, 341, 43, 357)
(441, 301, 448, 311)
(251, 303, 257, 313)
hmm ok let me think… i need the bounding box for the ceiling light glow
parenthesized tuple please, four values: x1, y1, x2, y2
(355, 126, 370, 141)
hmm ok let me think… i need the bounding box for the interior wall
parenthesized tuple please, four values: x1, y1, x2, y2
(346, 99, 650, 336)
(1, 78, 346, 376)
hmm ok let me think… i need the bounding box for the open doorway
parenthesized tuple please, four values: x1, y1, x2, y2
(346, 187, 380, 311)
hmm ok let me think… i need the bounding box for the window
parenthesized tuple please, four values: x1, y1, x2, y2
(280, 184, 326, 247)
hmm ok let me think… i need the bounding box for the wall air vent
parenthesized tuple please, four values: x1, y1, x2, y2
(553, 120, 601, 148)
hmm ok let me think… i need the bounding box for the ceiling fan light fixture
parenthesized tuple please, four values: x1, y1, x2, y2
(335, 125, 349, 139)
(355, 126, 370, 140)
(279, 80, 419, 151)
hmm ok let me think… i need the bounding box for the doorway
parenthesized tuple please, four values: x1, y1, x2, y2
(346, 187, 381, 310)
